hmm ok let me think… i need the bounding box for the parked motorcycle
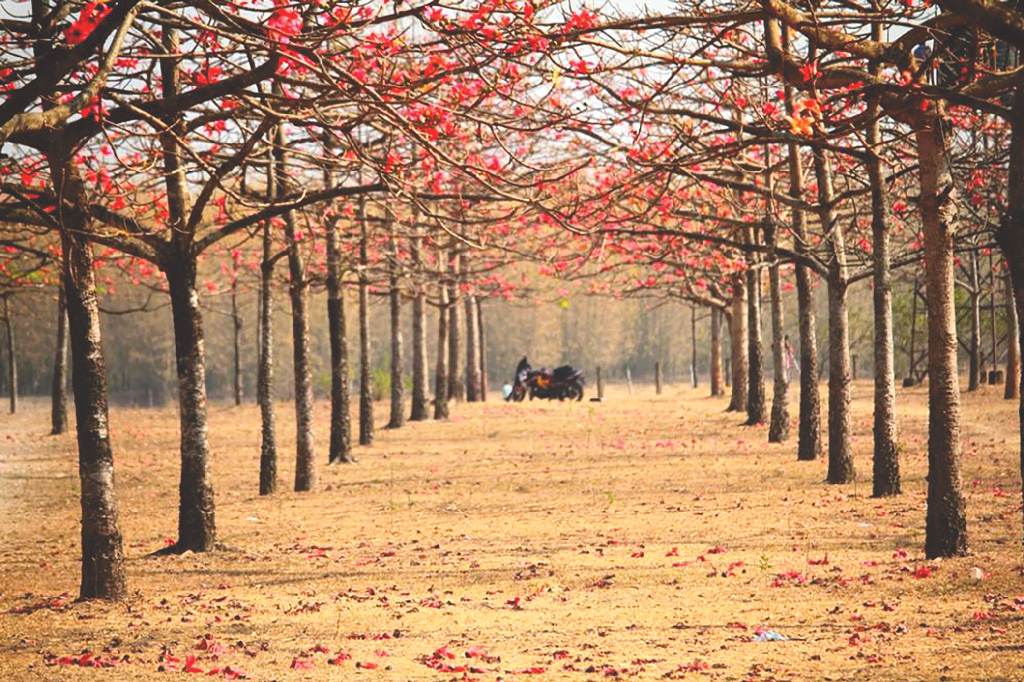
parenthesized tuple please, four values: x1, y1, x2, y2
(507, 357, 585, 402)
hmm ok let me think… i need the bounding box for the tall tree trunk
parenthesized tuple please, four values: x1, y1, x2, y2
(690, 305, 699, 388)
(4, 296, 16, 414)
(231, 280, 243, 406)
(434, 262, 450, 420)
(51, 287, 69, 435)
(917, 118, 968, 558)
(785, 125, 822, 461)
(1006, 274, 1020, 401)
(52, 167, 127, 599)
(277, 133, 316, 492)
(326, 212, 353, 462)
(726, 278, 748, 412)
(968, 252, 982, 392)
(165, 260, 217, 551)
(409, 230, 430, 421)
(258, 214, 278, 493)
(766, 218, 790, 443)
(477, 298, 488, 400)
(386, 238, 405, 429)
(464, 274, 481, 402)
(358, 203, 374, 445)
(866, 69, 901, 496)
(447, 249, 463, 402)
(745, 250, 767, 425)
(813, 146, 855, 484)
(710, 306, 724, 397)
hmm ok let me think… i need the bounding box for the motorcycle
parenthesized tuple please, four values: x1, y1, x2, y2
(506, 357, 585, 402)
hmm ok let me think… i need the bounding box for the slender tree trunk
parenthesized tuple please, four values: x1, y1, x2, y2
(434, 259, 450, 420)
(1006, 274, 1020, 401)
(865, 45, 901, 495)
(277, 134, 316, 492)
(4, 296, 16, 415)
(726, 278, 748, 412)
(231, 281, 243, 407)
(51, 287, 69, 435)
(745, 251, 767, 424)
(447, 249, 463, 402)
(710, 307, 724, 396)
(917, 119, 968, 558)
(165, 261, 217, 551)
(465, 282, 481, 401)
(358, 205, 374, 445)
(766, 218, 790, 443)
(409, 230, 430, 421)
(326, 213, 353, 462)
(258, 214, 278, 493)
(968, 252, 982, 392)
(386, 241, 405, 429)
(477, 299, 488, 401)
(690, 305, 699, 388)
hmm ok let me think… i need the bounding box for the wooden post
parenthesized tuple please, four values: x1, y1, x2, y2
(655, 361, 663, 395)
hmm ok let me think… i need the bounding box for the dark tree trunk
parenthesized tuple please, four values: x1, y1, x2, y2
(726, 278, 748, 412)
(386, 250, 405, 429)
(766, 218, 790, 443)
(434, 254, 450, 420)
(465, 289, 481, 402)
(867, 79, 901, 496)
(710, 306, 724, 397)
(258, 215, 278, 493)
(447, 250, 463, 402)
(51, 287, 69, 435)
(358, 207, 374, 445)
(231, 281, 243, 407)
(968, 252, 982, 392)
(58, 200, 127, 600)
(1006, 274, 1020, 401)
(745, 250, 767, 425)
(477, 298, 488, 400)
(917, 120, 968, 559)
(277, 136, 316, 493)
(4, 296, 16, 414)
(409, 231, 430, 421)
(326, 213, 353, 462)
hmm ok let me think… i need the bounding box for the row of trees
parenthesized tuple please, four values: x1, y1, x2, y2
(1, 0, 1024, 600)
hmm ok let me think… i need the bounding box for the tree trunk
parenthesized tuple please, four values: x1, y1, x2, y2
(447, 249, 463, 402)
(51, 287, 69, 435)
(465, 285, 481, 402)
(358, 206, 374, 445)
(434, 261, 450, 420)
(811, 145, 855, 484)
(726, 278, 748, 412)
(745, 253, 767, 425)
(165, 261, 217, 551)
(4, 296, 16, 414)
(1006, 274, 1020, 401)
(409, 231, 430, 421)
(766, 218, 790, 443)
(917, 120, 968, 558)
(968, 252, 982, 392)
(477, 298, 488, 401)
(690, 305, 699, 388)
(326, 212, 353, 462)
(231, 281, 243, 406)
(710, 307, 724, 397)
(278, 136, 316, 493)
(386, 247, 405, 429)
(258, 214, 278, 493)
(867, 80, 901, 497)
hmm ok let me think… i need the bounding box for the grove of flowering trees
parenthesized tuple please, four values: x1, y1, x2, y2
(0, 0, 1022, 600)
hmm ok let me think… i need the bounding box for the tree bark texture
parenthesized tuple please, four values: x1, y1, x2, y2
(51, 287, 69, 435)
(434, 253, 450, 420)
(231, 282, 243, 406)
(477, 299, 488, 401)
(326, 214, 353, 462)
(258, 216, 278, 493)
(710, 306, 724, 397)
(917, 121, 968, 558)
(766, 219, 790, 443)
(358, 210, 374, 445)
(727, 278, 748, 413)
(386, 256, 405, 429)
(447, 250, 463, 402)
(968, 252, 982, 392)
(409, 233, 430, 421)
(465, 289, 481, 402)
(1006, 275, 1020, 401)
(745, 255, 767, 425)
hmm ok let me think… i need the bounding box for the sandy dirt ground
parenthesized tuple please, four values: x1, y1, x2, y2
(0, 381, 1022, 681)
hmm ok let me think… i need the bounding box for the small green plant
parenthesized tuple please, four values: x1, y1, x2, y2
(371, 366, 390, 401)
(758, 552, 772, 575)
